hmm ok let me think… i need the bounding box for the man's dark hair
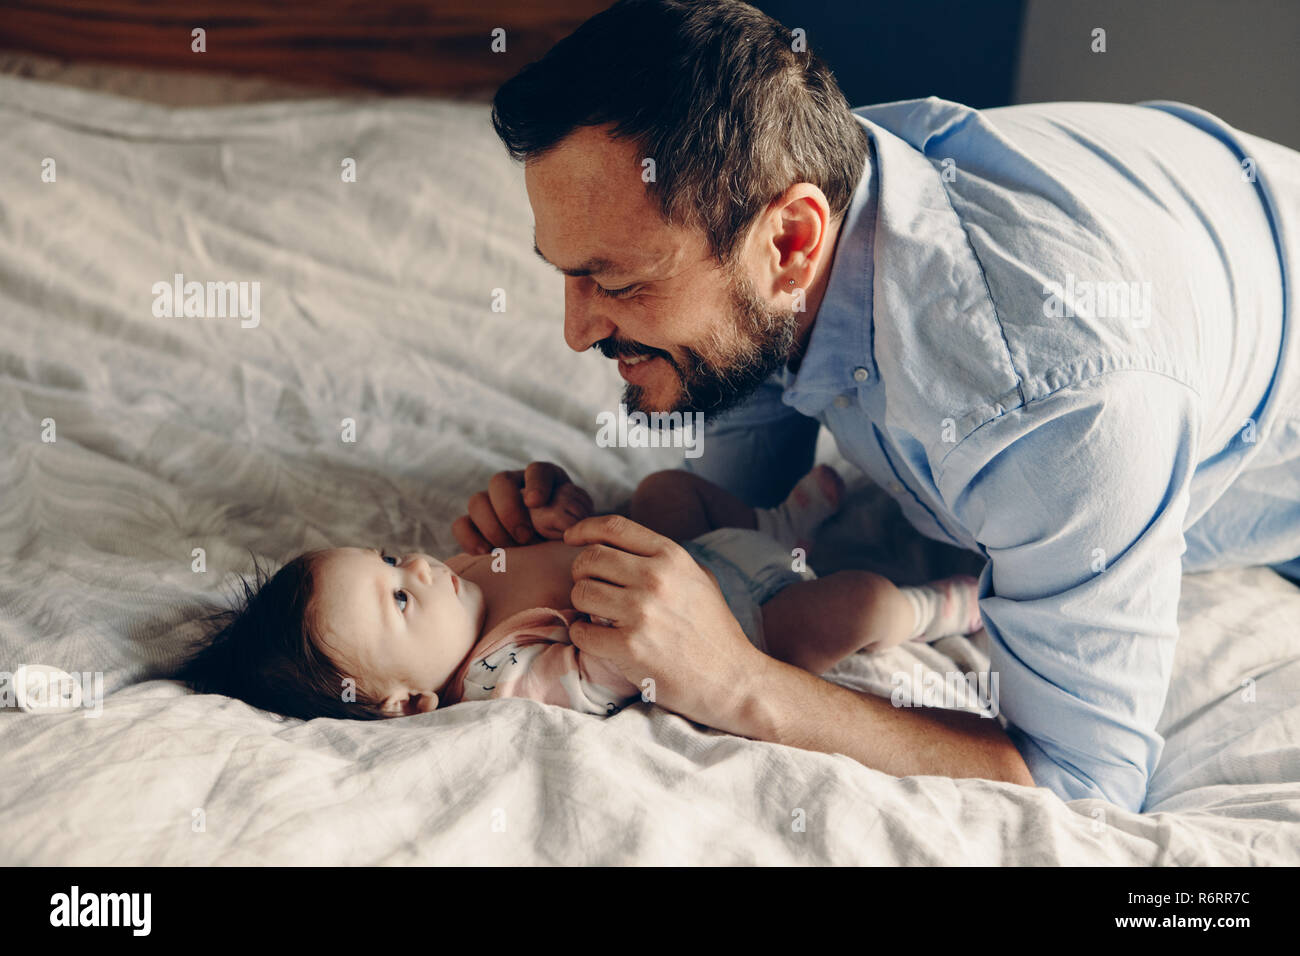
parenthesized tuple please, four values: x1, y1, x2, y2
(176, 553, 389, 721)
(492, 0, 868, 267)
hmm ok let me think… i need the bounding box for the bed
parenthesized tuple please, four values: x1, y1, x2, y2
(2, 66, 1299, 865)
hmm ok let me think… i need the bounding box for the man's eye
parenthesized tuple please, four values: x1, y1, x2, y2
(381, 553, 398, 566)
(594, 283, 636, 299)
(394, 589, 409, 612)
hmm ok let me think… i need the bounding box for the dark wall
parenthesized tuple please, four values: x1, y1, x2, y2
(753, 0, 1026, 110)
(1015, 0, 1300, 149)
(752, 0, 1298, 150)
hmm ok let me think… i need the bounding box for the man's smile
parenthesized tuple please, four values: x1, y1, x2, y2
(616, 353, 670, 385)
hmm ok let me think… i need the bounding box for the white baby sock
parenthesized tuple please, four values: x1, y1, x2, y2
(752, 465, 845, 552)
(899, 575, 983, 642)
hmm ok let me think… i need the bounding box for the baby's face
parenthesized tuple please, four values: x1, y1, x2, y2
(310, 547, 485, 715)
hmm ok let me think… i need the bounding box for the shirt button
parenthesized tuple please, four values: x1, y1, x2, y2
(833, 395, 850, 409)
(853, 366, 870, 382)
(889, 481, 903, 494)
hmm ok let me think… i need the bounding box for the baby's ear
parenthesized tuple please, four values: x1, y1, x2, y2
(383, 689, 439, 716)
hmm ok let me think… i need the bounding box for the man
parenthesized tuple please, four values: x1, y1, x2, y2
(453, 0, 1300, 812)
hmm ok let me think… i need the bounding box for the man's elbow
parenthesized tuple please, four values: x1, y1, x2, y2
(975, 725, 1037, 787)
(996, 746, 1038, 788)
(966, 718, 1038, 787)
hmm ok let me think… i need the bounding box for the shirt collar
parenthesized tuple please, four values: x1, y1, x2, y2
(780, 124, 878, 417)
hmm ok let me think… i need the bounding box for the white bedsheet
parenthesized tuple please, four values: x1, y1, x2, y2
(1, 75, 1298, 864)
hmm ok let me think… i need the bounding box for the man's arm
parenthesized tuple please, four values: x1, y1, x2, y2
(936, 371, 1199, 810)
(729, 655, 1035, 784)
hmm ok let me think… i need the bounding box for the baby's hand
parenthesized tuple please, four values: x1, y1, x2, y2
(528, 481, 595, 539)
(453, 461, 596, 553)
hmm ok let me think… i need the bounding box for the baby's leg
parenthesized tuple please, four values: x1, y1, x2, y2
(762, 572, 985, 674)
(760, 571, 916, 675)
(629, 470, 757, 541)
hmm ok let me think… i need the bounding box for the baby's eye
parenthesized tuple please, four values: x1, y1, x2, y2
(394, 589, 409, 613)
(381, 553, 398, 566)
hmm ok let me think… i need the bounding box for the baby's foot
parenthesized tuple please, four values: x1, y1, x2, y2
(753, 464, 845, 552)
(901, 574, 983, 643)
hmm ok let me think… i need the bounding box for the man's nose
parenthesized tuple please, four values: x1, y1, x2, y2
(563, 277, 616, 353)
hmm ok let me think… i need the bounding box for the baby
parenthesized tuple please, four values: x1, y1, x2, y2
(179, 467, 983, 721)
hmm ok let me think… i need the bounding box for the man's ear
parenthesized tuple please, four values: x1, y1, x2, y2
(767, 185, 832, 285)
(414, 691, 439, 713)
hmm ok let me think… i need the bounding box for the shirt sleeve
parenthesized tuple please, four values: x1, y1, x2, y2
(682, 375, 821, 508)
(940, 371, 1199, 811)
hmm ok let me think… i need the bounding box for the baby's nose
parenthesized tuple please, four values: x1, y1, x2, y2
(409, 556, 434, 585)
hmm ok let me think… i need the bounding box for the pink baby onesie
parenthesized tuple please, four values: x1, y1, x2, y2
(442, 607, 640, 716)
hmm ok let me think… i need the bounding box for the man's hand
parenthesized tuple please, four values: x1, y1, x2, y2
(453, 462, 594, 554)
(562, 514, 764, 728)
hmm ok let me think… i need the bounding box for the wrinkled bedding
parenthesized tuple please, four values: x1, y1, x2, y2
(1, 74, 1298, 864)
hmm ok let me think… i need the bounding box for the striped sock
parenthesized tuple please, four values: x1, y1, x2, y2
(752, 465, 845, 552)
(900, 575, 983, 642)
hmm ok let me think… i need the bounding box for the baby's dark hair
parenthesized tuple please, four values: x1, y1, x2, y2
(176, 552, 389, 721)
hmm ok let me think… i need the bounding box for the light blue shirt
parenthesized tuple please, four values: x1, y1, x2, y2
(686, 97, 1300, 812)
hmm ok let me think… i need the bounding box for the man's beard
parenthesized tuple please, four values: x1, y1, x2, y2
(596, 267, 800, 420)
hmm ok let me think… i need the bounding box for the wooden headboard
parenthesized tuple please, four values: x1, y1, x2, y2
(0, 0, 612, 99)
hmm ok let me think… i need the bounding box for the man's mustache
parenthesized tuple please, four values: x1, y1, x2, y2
(593, 338, 672, 363)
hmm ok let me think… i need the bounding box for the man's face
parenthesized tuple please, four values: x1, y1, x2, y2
(525, 125, 800, 418)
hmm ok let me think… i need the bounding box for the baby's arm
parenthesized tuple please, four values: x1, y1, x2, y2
(628, 469, 757, 540)
(459, 614, 642, 715)
(629, 466, 842, 547)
